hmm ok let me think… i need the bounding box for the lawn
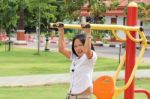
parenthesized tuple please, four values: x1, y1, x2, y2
(0, 46, 150, 76)
(0, 79, 149, 99)
(0, 45, 150, 99)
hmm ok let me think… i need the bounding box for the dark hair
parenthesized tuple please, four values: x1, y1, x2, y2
(72, 34, 95, 56)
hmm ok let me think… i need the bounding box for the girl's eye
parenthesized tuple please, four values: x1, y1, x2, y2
(74, 46, 77, 48)
(74, 44, 83, 48)
(79, 44, 83, 46)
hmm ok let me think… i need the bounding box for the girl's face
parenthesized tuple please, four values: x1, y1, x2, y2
(74, 39, 84, 57)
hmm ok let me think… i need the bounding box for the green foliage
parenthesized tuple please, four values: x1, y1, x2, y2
(89, 0, 118, 23)
(123, 2, 150, 21)
(60, 0, 84, 21)
(24, 0, 57, 31)
(138, 2, 150, 20)
(110, 0, 119, 10)
(138, 2, 146, 19)
(65, 32, 74, 41)
(92, 30, 109, 42)
(0, 0, 58, 33)
(90, 0, 106, 19)
(0, 0, 19, 32)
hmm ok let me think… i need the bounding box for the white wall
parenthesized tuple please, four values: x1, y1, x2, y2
(143, 22, 150, 36)
(117, 16, 126, 39)
(105, 16, 111, 24)
(104, 16, 126, 39)
(104, 16, 150, 39)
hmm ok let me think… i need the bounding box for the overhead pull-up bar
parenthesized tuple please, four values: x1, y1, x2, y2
(50, 23, 140, 30)
(50, 23, 148, 45)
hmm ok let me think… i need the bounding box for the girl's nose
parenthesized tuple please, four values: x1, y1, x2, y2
(77, 45, 82, 50)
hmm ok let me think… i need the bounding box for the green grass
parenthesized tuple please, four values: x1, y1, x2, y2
(0, 79, 149, 99)
(0, 45, 150, 99)
(0, 46, 71, 76)
(0, 84, 68, 99)
(0, 46, 150, 76)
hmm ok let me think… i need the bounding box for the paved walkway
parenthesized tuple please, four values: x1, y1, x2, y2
(0, 69, 150, 87)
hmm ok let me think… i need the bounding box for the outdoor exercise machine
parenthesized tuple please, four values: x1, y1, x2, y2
(50, 2, 150, 99)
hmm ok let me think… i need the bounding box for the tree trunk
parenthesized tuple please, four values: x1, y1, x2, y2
(17, 6, 24, 30)
(6, 28, 11, 51)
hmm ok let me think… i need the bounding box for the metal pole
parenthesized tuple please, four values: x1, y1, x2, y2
(118, 43, 122, 63)
(125, 2, 138, 99)
(37, 1, 41, 54)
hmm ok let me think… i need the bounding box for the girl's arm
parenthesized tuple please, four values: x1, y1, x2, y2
(82, 24, 93, 59)
(58, 23, 71, 59)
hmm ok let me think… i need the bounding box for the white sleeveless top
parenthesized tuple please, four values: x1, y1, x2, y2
(69, 51, 97, 94)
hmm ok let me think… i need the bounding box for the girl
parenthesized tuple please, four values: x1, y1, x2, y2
(57, 23, 97, 99)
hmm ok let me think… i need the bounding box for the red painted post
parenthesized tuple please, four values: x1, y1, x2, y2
(15, 30, 27, 45)
(125, 2, 138, 99)
(17, 30, 25, 40)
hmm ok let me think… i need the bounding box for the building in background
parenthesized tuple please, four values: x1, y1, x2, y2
(80, 0, 150, 40)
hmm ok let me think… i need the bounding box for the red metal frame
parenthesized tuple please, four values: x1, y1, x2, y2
(135, 89, 150, 99)
(125, 3, 138, 99)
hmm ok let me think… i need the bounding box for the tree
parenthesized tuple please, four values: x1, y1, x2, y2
(24, 0, 57, 54)
(60, 0, 84, 21)
(53, 0, 119, 43)
(90, 1, 105, 23)
(89, 0, 119, 23)
(16, 0, 27, 30)
(88, 0, 119, 42)
(60, 0, 119, 23)
(24, 0, 57, 31)
(138, 2, 150, 21)
(0, 0, 19, 51)
(15, 0, 57, 54)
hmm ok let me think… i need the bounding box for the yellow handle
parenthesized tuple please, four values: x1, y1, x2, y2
(113, 45, 147, 99)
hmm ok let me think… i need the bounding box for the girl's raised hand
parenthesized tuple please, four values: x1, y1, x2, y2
(81, 24, 91, 34)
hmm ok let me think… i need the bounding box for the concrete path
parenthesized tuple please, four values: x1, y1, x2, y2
(0, 70, 150, 87)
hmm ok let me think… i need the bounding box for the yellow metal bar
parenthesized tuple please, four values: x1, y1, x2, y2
(50, 23, 140, 31)
(113, 33, 148, 99)
(113, 53, 126, 85)
(126, 31, 142, 43)
(113, 45, 147, 97)
(50, 23, 148, 43)
(122, 45, 146, 90)
(138, 31, 148, 44)
(113, 87, 123, 99)
(113, 43, 147, 99)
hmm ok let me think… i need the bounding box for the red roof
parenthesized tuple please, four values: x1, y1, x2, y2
(105, 10, 124, 16)
(81, 0, 150, 17)
(133, 0, 150, 3)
